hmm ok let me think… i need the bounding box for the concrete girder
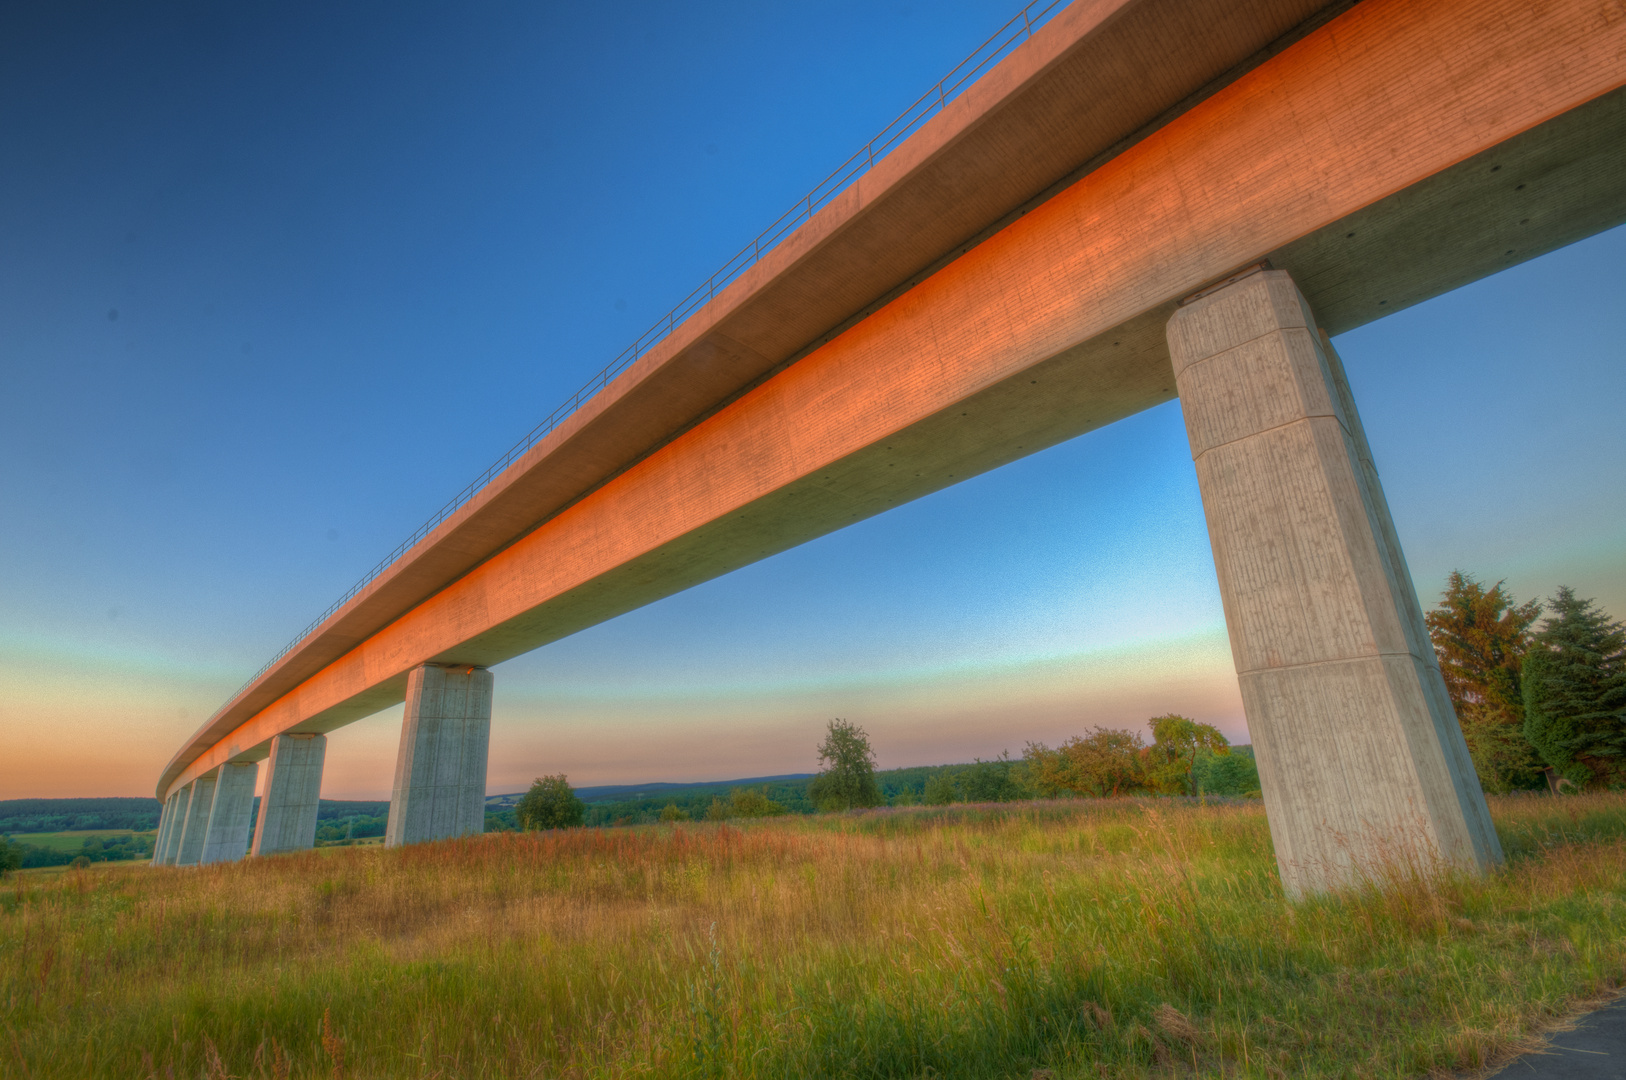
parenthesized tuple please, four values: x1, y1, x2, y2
(157, 0, 1626, 859)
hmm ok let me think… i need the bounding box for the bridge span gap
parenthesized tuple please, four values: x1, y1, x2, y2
(150, 0, 1626, 893)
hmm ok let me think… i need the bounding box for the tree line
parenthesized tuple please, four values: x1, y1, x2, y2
(1427, 574, 1626, 793)
(496, 715, 1263, 832)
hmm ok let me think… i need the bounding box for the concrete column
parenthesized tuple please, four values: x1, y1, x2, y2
(251, 733, 326, 856)
(174, 773, 218, 867)
(199, 761, 258, 864)
(151, 793, 176, 865)
(1167, 267, 1501, 896)
(159, 787, 189, 864)
(385, 664, 492, 847)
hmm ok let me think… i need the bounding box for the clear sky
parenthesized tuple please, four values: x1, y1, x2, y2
(2, 1, 1622, 801)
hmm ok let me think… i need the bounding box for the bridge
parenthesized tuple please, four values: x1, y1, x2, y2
(150, 0, 1626, 895)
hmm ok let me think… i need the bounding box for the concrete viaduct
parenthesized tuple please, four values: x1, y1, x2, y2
(151, 0, 1626, 895)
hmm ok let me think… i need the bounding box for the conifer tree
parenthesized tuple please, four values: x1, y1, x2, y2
(1425, 571, 1544, 791)
(1522, 587, 1626, 788)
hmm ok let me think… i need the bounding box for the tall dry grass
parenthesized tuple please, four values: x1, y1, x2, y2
(3, 795, 1624, 1079)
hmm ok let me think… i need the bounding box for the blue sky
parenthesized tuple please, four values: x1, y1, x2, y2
(1, 1, 1621, 799)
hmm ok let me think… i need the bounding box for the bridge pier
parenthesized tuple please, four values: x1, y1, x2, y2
(384, 664, 491, 847)
(151, 791, 178, 864)
(251, 734, 326, 856)
(158, 786, 189, 864)
(199, 761, 258, 864)
(173, 773, 217, 866)
(1168, 267, 1501, 896)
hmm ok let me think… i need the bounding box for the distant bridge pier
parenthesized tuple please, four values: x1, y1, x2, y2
(158, 786, 189, 864)
(199, 761, 258, 864)
(173, 772, 218, 866)
(250, 733, 326, 856)
(151, 791, 179, 865)
(1167, 267, 1502, 896)
(384, 664, 492, 847)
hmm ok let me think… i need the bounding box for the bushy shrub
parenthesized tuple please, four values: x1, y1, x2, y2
(515, 775, 585, 831)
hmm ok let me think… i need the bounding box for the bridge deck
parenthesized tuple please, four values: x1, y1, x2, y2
(159, 0, 1626, 800)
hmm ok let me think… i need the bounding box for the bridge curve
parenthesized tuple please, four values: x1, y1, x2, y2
(152, 0, 1626, 895)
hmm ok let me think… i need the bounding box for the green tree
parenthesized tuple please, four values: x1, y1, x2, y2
(0, 837, 21, 877)
(957, 752, 1030, 802)
(1024, 727, 1147, 798)
(704, 797, 731, 821)
(515, 774, 586, 830)
(1192, 749, 1261, 796)
(1142, 715, 1231, 795)
(922, 770, 959, 805)
(1426, 571, 1545, 791)
(807, 718, 883, 811)
(1523, 587, 1626, 788)
(659, 802, 689, 822)
(728, 787, 788, 818)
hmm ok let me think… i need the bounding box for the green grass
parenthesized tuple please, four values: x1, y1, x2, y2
(2, 795, 1624, 1078)
(7, 828, 156, 852)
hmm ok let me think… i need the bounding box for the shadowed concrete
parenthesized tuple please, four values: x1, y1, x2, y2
(153, 0, 1626, 884)
(174, 774, 216, 867)
(250, 734, 325, 856)
(151, 793, 177, 866)
(199, 761, 258, 865)
(1167, 267, 1499, 894)
(384, 665, 492, 847)
(158, 787, 188, 865)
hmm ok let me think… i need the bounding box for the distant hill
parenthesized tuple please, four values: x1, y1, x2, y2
(1, 796, 392, 835)
(0, 797, 161, 834)
(486, 774, 816, 807)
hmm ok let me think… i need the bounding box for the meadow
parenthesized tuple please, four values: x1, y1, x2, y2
(6, 829, 155, 853)
(3, 795, 1624, 1079)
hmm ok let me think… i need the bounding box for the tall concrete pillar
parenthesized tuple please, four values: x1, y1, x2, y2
(1166, 267, 1501, 896)
(159, 786, 189, 865)
(199, 761, 258, 864)
(251, 734, 326, 856)
(174, 773, 218, 867)
(151, 792, 176, 865)
(385, 664, 492, 847)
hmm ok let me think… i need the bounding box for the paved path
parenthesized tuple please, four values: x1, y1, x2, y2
(1492, 998, 1626, 1079)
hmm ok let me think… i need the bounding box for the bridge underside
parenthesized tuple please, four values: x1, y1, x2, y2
(157, 0, 1626, 875)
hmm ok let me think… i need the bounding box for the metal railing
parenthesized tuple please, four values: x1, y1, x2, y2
(223, 0, 1067, 708)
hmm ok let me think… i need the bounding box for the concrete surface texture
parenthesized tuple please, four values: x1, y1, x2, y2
(1166, 268, 1501, 895)
(250, 734, 326, 856)
(1492, 997, 1626, 1078)
(384, 665, 493, 847)
(158, 787, 188, 865)
(198, 761, 258, 865)
(173, 774, 217, 867)
(150, 793, 177, 865)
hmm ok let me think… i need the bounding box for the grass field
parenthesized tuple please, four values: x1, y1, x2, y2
(7, 828, 156, 852)
(3, 795, 1624, 1079)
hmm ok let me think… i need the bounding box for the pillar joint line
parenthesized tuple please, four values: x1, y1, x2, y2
(1188, 410, 1359, 462)
(1234, 647, 1437, 678)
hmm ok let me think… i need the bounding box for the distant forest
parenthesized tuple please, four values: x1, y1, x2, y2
(3, 747, 1258, 866)
(481, 750, 1258, 831)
